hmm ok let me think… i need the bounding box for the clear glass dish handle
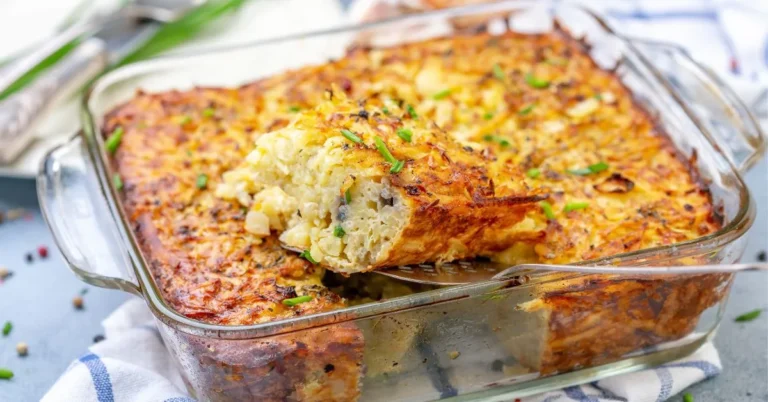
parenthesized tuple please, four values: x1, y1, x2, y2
(629, 38, 767, 174)
(38, 135, 142, 296)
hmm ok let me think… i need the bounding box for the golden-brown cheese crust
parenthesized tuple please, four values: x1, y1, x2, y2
(105, 30, 723, 391)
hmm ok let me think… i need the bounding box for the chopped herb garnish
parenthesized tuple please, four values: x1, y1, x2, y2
(196, 173, 208, 189)
(483, 112, 494, 120)
(540, 201, 556, 220)
(568, 161, 609, 176)
(374, 137, 404, 173)
(526, 168, 541, 179)
(333, 225, 346, 238)
(282, 295, 313, 306)
(2, 321, 11, 336)
(735, 309, 762, 322)
(396, 128, 413, 142)
(0, 368, 13, 380)
(186, 150, 193, 157)
(564, 201, 590, 212)
(299, 250, 318, 265)
(683, 393, 694, 402)
(390, 160, 405, 174)
(179, 115, 191, 125)
(545, 57, 567, 66)
(594, 93, 603, 101)
(344, 188, 352, 204)
(382, 106, 390, 115)
(524, 72, 550, 89)
(113, 173, 123, 191)
(406, 104, 418, 119)
(483, 134, 510, 147)
(340, 129, 363, 144)
(518, 104, 535, 115)
(492, 63, 505, 80)
(432, 89, 451, 100)
(202, 107, 215, 117)
(105, 127, 123, 154)
(288, 106, 301, 112)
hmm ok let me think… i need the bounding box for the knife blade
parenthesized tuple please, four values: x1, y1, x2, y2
(0, 17, 161, 164)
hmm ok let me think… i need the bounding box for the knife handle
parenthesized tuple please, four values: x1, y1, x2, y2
(0, 39, 108, 164)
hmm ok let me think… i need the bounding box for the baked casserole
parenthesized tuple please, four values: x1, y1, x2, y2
(103, 29, 724, 401)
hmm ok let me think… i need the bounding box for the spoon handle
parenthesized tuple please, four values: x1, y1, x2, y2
(493, 262, 768, 280)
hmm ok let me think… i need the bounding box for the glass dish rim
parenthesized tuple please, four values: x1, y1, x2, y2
(78, 0, 759, 339)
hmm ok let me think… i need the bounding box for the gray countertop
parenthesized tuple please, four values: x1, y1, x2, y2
(0, 157, 766, 401)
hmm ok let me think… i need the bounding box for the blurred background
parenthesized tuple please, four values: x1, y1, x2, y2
(0, 0, 765, 401)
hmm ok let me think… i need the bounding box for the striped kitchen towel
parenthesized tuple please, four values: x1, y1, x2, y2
(42, 299, 722, 402)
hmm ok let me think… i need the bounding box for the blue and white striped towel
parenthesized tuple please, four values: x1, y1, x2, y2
(42, 299, 721, 402)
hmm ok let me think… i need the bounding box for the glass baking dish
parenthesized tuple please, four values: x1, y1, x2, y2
(38, 1, 765, 401)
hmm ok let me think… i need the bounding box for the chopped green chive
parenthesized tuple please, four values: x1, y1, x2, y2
(105, 127, 123, 154)
(340, 129, 363, 144)
(735, 309, 762, 322)
(0, 368, 13, 380)
(589, 161, 609, 173)
(540, 201, 556, 220)
(202, 107, 215, 117)
(518, 104, 535, 115)
(333, 225, 346, 238)
(344, 188, 352, 204)
(282, 295, 313, 306)
(594, 93, 603, 101)
(406, 104, 418, 119)
(196, 173, 208, 189)
(374, 137, 404, 173)
(545, 57, 567, 66)
(113, 173, 123, 191)
(483, 112, 494, 120)
(564, 201, 590, 212)
(432, 89, 451, 100)
(492, 63, 505, 80)
(179, 115, 191, 125)
(288, 106, 301, 113)
(299, 250, 318, 265)
(483, 134, 510, 147)
(525, 72, 550, 89)
(186, 150, 193, 157)
(396, 128, 413, 142)
(526, 168, 541, 179)
(683, 393, 694, 402)
(2, 321, 11, 336)
(382, 106, 390, 115)
(390, 160, 405, 174)
(568, 161, 609, 176)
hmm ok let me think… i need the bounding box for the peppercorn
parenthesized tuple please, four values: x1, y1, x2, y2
(93, 334, 105, 343)
(73, 296, 84, 310)
(37, 246, 48, 258)
(25, 253, 33, 263)
(16, 343, 28, 357)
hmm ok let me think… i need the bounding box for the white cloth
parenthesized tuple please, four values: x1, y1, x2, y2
(43, 299, 722, 402)
(44, 0, 762, 401)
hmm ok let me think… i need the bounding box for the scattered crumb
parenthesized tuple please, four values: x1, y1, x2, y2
(447, 351, 460, 360)
(16, 343, 28, 357)
(0, 268, 11, 280)
(502, 363, 531, 376)
(73, 296, 84, 310)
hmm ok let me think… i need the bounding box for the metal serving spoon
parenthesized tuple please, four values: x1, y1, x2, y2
(376, 261, 768, 286)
